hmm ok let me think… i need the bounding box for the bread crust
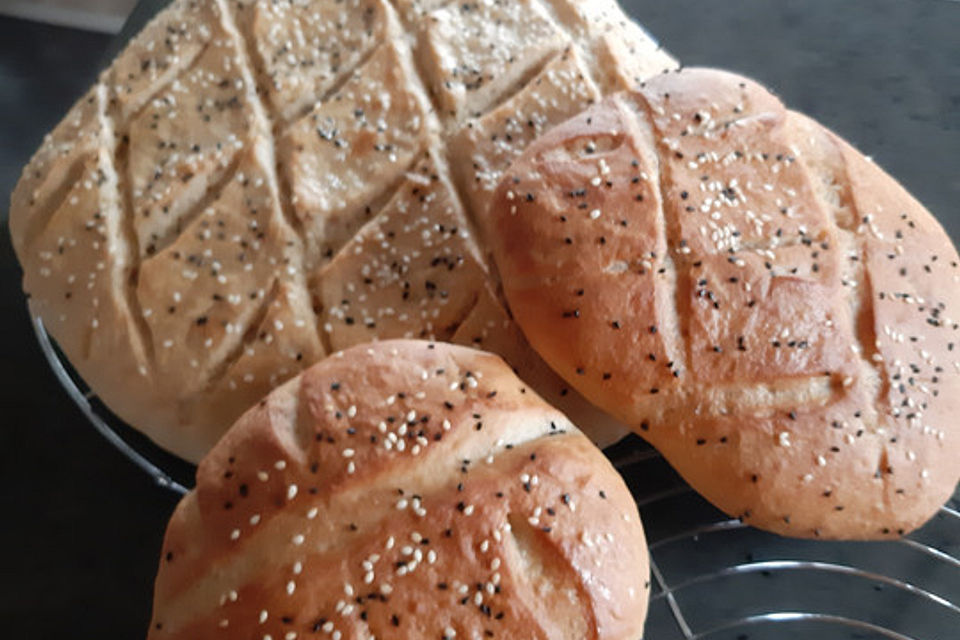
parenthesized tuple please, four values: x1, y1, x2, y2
(147, 340, 649, 639)
(9, 0, 676, 461)
(488, 68, 960, 539)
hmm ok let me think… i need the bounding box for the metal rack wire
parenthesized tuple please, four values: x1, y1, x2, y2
(33, 315, 960, 639)
(32, 317, 191, 495)
(606, 436, 960, 640)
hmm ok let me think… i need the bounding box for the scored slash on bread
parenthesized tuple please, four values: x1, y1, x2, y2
(148, 340, 649, 640)
(9, 0, 677, 461)
(488, 68, 960, 539)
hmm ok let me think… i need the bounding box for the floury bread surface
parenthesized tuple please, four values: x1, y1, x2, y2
(148, 341, 650, 640)
(487, 68, 960, 539)
(9, 0, 677, 460)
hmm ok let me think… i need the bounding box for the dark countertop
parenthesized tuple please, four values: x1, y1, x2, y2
(1, 2, 957, 638)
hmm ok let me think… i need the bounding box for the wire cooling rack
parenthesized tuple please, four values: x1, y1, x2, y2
(606, 435, 960, 640)
(33, 317, 193, 495)
(34, 315, 960, 639)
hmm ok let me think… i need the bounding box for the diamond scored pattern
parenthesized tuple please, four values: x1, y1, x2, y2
(14, 0, 677, 458)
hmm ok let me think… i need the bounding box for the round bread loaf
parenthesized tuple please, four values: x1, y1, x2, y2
(9, 0, 677, 461)
(487, 68, 960, 539)
(147, 340, 649, 639)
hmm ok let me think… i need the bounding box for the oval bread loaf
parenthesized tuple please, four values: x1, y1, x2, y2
(487, 68, 960, 539)
(9, 0, 677, 461)
(147, 340, 650, 639)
